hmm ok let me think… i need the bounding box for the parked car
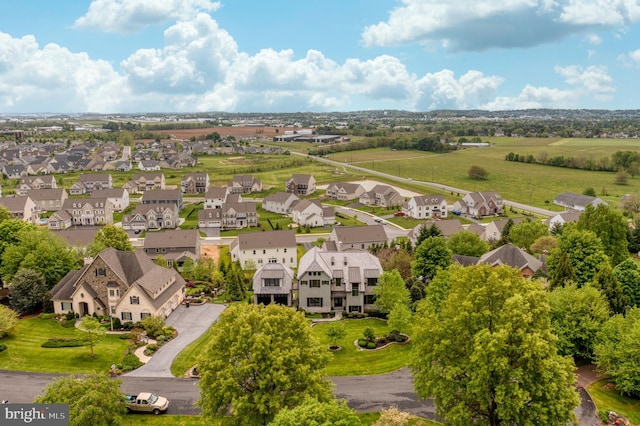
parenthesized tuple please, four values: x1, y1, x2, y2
(394, 211, 406, 217)
(125, 392, 169, 415)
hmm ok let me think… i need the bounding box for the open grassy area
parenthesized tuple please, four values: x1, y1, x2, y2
(588, 380, 640, 425)
(171, 323, 216, 377)
(0, 318, 130, 374)
(312, 318, 412, 376)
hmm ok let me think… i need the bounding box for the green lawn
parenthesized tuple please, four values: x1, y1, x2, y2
(312, 318, 412, 376)
(588, 380, 640, 425)
(0, 318, 130, 374)
(171, 322, 216, 377)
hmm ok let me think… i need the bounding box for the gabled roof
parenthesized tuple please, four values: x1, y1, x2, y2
(288, 174, 314, 185)
(144, 229, 199, 250)
(291, 199, 321, 213)
(477, 244, 543, 273)
(0, 196, 31, 211)
(141, 189, 181, 201)
(205, 187, 229, 198)
(412, 195, 446, 206)
(25, 188, 67, 201)
(92, 188, 128, 198)
(333, 225, 387, 244)
(79, 173, 111, 182)
(235, 230, 296, 250)
(264, 191, 298, 204)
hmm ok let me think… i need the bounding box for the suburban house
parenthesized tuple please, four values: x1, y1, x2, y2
(453, 191, 503, 217)
(252, 263, 295, 307)
(329, 225, 388, 251)
(408, 219, 464, 247)
(15, 175, 57, 195)
(483, 218, 525, 243)
(204, 187, 231, 209)
(69, 174, 113, 195)
(138, 160, 161, 171)
(51, 228, 100, 250)
(546, 209, 582, 231)
(115, 161, 132, 172)
(262, 192, 299, 214)
(124, 173, 166, 193)
(198, 208, 222, 230)
(143, 229, 201, 266)
(50, 247, 186, 320)
(50, 198, 114, 228)
(286, 174, 316, 196)
(359, 184, 404, 208)
(402, 195, 448, 219)
(229, 175, 262, 194)
(222, 201, 259, 229)
(0, 196, 39, 223)
(291, 199, 335, 227)
(477, 244, 544, 278)
(91, 188, 130, 212)
(122, 203, 179, 231)
(25, 188, 69, 212)
(297, 246, 383, 314)
(553, 192, 607, 211)
(325, 182, 365, 201)
(3, 164, 27, 179)
(181, 173, 210, 194)
(230, 230, 297, 269)
(141, 189, 183, 211)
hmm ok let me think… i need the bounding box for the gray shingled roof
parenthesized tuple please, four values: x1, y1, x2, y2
(333, 225, 387, 244)
(144, 229, 199, 249)
(477, 244, 543, 272)
(236, 230, 296, 250)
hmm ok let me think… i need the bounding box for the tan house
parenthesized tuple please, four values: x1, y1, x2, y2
(286, 174, 316, 196)
(15, 175, 57, 196)
(359, 184, 403, 208)
(0, 196, 39, 224)
(143, 229, 201, 267)
(25, 188, 68, 212)
(181, 173, 210, 194)
(222, 202, 259, 230)
(325, 182, 365, 201)
(124, 173, 166, 193)
(57, 197, 114, 226)
(69, 173, 113, 195)
(229, 175, 262, 194)
(51, 247, 186, 320)
(122, 203, 179, 231)
(230, 230, 297, 269)
(92, 188, 130, 212)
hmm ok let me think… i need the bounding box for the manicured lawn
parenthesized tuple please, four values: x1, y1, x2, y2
(587, 380, 640, 425)
(312, 318, 412, 376)
(171, 321, 216, 377)
(0, 318, 130, 374)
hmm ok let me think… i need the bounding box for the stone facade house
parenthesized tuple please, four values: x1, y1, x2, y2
(230, 230, 297, 270)
(50, 247, 185, 320)
(252, 263, 295, 307)
(297, 247, 383, 314)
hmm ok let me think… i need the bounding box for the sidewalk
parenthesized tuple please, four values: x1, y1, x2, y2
(311, 311, 343, 324)
(133, 339, 157, 364)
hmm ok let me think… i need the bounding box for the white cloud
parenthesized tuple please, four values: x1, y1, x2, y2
(618, 49, 640, 67)
(414, 70, 503, 110)
(74, 0, 220, 33)
(362, 0, 640, 51)
(587, 34, 602, 45)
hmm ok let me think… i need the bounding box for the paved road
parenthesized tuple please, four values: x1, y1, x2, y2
(125, 304, 226, 378)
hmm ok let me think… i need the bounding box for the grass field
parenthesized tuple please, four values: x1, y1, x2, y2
(0, 318, 130, 374)
(587, 380, 640, 425)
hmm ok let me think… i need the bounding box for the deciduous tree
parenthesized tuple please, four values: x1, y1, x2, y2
(8, 269, 48, 314)
(411, 265, 579, 425)
(34, 374, 125, 426)
(578, 203, 628, 266)
(547, 227, 609, 286)
(468, 165, 489, 180)
(411, 236, 451, 281)
(446, 230, 489, 257)
(373, 269, 410, 314)
(87, 224, 134, 257)
(614, 258, 640, 308)
(508, 219, 549, 253)
(77, 315, 106, 357)
(530, 235, 557, 255)
(197, 304, 332, 425)
(592, 263, 627, 314)
(326, 323, 346, 349)
(0, 305, 18, 338)
(270, 398, 360, 426)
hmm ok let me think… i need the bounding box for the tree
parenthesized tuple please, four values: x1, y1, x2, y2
(615, 170, 630, 185)
(87, 224, 134, 257)
(0, 219, 36, 265)
(270, 398, 361, 426)
(181, 257, 195, 280)
(621, 194, 640, 214)
(549, 252, 575, 289)
(326, 323, 346, 349)
(8, 269, 48, 314)
(530, 235, 557, 255)
(578, 203, 628, 266)
(77, 315, 106, 357)
(595, 308, 640, 396)
(468, 165, 489, 180)
(388, 304, 412, 335)
(140, 315, 165, 339)
(614, 258, 640, 308)
(197, 304, 332, 425)
(1, 227, 79, 288)
(0, 206, 10, 223)
(0, 305, 18, 338)
(508, 219, 549, 253)
(548, 284, 610, 360)
(411, 236, 451, 281)
(34, 374, 125, 426)
(592, 264, 627, 314)
(446, 230, 489, 257)
(376, 247, 412, 279)
(194, 257, 216, 282)
(496, 218, 514, 247)
(373, 406, 419, 426)
(411, 265, 579, 425)
(154, 255, 168, 268)
(583, 187, 596, 197)
(373, 270, 410, 314)
(546, 228, 609, 286)
(225, 268, 245, 301)
(415, 223, 441, 247)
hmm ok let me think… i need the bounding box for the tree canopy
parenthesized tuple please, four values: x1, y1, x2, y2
(508, 219, 549, 253)
(411, 236, 451, 281)
(446, 230, 489, 257)
(546, 227, 609, 286)
(578, 203, 628, 266)
(373, 269, 410, 314)
(0, 305, 18, 338)
(411, 264, 579, 425)
(468, 165, 489, 180)
(8, 268, 49, 315)
(87, 224, 134, 256)
(34, 374, 125, 426)
(197, 304, 332, 425)
(269, 398, 361, 426)
(614, 258, 640, 308)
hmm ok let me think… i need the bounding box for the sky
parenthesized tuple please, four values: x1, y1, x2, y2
(0, 0, 639, 114)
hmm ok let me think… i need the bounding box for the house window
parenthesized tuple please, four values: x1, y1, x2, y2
(140, 312, 151, 319)
(349, 305, 362, 313)
(367, 278, 378, 286)
(130, 296, 140, 305)
(334, 278, 342, 286)
(310, 280, 321, 288)
(110, 306, 116, 315)
(269, 258, 277, 263)
(322, 280, 329, 285)
(95, 268, 106, 276)
(283, 248, 287, 253)
(333, 297, 343, 307)
(307, 298, 323, 307)
(351, 289, 359, 297)
(109, 289, 119, 297)
(121, 312, 132, 321)
(364, 295, 376, 305)
(300, 281, 308, 286)
(61, 302, 72, 311)
(264, 278, 280, 287)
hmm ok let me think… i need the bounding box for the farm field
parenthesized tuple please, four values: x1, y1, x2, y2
(325, 139, 640, 209)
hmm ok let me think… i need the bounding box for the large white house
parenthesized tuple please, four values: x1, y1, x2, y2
(402, 194, 448, 219)
(230, 230, 297, 270)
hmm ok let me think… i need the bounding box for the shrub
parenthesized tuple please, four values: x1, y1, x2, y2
(144, 344, 159, 356)
(41, 338, 85, 348)
(65, 311, 76, 321)
(367, 342, 377, 349)
(358, 339, 367, 348)
(119, 333, 132, 340)
(38, 313, 57, 320)
(156, 335, 166, 344)
(0, 343, 7, 353)
(60, 319, 76, 328)
(119, 353, 143, 372)
(141, 316, 165, 339)
(110, 317, 121, 330)
(122, 321, 134, 330)
(363, 327, 375, 342)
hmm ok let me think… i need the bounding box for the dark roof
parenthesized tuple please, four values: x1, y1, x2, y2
(144, 229, 200, 250)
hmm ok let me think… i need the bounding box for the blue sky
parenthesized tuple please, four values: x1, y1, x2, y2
(0, 0, 639, 113)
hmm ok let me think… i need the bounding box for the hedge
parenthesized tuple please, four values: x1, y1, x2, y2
(41, 338, 85, 348)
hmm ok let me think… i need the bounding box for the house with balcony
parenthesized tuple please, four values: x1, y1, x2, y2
(50, 247, 185, 320)
(252, 263, 295, 307)
(230, 230, 297, 270)
(402, 194, 448, 219)
(297, 246, 383, 314)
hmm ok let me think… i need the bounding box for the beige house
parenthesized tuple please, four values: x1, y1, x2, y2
(125, 173, 166, 193)
(25, 188, 69, 212)
(325, 182, 365, 201)
(402, 195, 448, 219)
(329, 225, 388, 251)
(51, 248, 186, 321)
(230, 230, 297, 269)
(15, 175, 57, 196)
(0, 196, 39, 224)
(286, 174, 316, 196)
(229, 175, 262, 194)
